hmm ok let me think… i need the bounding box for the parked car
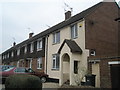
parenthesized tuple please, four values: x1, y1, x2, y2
(0, 67, 48, 83)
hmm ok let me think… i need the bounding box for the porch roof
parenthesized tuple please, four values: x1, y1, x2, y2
(58, 39, 82, 54)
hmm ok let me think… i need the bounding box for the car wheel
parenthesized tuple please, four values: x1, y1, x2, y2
(41, 77, 46, 83)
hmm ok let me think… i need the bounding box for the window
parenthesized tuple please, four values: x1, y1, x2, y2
(17, 61, 19, 67)
(37, 39, 42, 51)
(37, 57, 42, 69)
(71, 24, 78, 39)
(52, 54, 59, 70)
(24, 45, 27, 53)
(2, 55, 4, 60)
(30, 42, 34, 53)
(11, 51, 14, 57)
(7, 53, 9, 58)
(4, 55, 6, 59)
(17, 48, 20, 56)
(90, 49, 96, 56)
(53, 31, 60, 44)
(74, 61, 78, 74)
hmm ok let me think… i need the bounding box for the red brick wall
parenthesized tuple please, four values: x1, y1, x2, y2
(85, 2, 119, 57)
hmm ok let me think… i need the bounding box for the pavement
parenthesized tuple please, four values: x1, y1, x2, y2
(0, 82, 59, 89)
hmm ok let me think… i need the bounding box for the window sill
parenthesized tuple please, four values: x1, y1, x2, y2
(52, 42, 60, 45)
(37, 68, 42, 70)
(37, 49, 42, 51)
(71, 37, 78, 39)
(51, 68, 59, 71)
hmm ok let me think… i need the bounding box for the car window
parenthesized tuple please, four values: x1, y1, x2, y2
(27, 68, 34, 73)
(4, 67, 14, 71)
(1, 65, 14, 71)
(14, 68, 26, 73)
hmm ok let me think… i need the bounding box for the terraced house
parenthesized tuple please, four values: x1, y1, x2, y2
(1, 1, 120, 88)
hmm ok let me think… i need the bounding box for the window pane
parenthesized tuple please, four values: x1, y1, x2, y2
(56, 54, 59, 69)
(37, 58, 42, 69)
(37, 40, 42, 50)
(71, 26, 74, 39)
(53, 59, 55, 68)
(52, 54, 59, 69)
(71, 24, 77, 39)
(57, 32, 60, 43)
(75, 24, 78, 37)
(74, 61, 78, 74)
(53, 33, 56, 43)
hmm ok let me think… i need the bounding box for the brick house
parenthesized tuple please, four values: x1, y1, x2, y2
(1, 1, 120, 88)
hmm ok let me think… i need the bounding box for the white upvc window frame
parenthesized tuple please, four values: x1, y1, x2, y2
(71, 24, 78, 39)
(37, 39, 42, 51)
(37, 57, 42, 69)
(53, 31, 60, 44)
(30, 42, 34, 53)
(52, 54, 59, 70)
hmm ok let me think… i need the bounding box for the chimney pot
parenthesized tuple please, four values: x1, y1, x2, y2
(13, 42, 16, 46)
(29, 33, 34, 38)
(65, 11, 71, 20)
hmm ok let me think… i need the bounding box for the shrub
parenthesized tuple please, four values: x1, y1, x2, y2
(5, 74, 42, 90)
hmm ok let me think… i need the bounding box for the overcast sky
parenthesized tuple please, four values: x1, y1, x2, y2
(0, 0, 120, 54)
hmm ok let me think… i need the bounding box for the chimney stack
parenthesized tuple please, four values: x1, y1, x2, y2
(29, 32, 34, 38)
(65, 11, 71, 20)
(13, 42, 16, 46)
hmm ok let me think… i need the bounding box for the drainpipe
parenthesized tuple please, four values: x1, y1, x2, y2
(45, 35, 49, 74)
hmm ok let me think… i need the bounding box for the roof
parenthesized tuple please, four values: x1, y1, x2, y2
(58, 39, 82, 54)
(2, 2, 102, 54)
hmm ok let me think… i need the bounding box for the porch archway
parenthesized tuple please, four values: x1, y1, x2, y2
(62, 53, 70, 84)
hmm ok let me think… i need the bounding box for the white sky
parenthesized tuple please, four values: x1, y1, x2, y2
(0, 0, 120, 54)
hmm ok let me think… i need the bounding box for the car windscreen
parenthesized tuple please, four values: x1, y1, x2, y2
(14, 68, 26, 73)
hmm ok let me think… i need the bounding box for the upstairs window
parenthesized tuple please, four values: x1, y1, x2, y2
(71, 24, 78, 39)
(2, 55, 4, 60)
(4, 55, 6, 59)
(7, 53, 9, 58)
(24, 45, 27, 53)
(53, 31, 60, 44)
(37, 39, 42, 51)
(11, 51, 14, 57)
(52, 54, 59, 70)
(17, 48, 20, 56)
(30, 42, 34, 53)
(37, 57, 42, 69)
